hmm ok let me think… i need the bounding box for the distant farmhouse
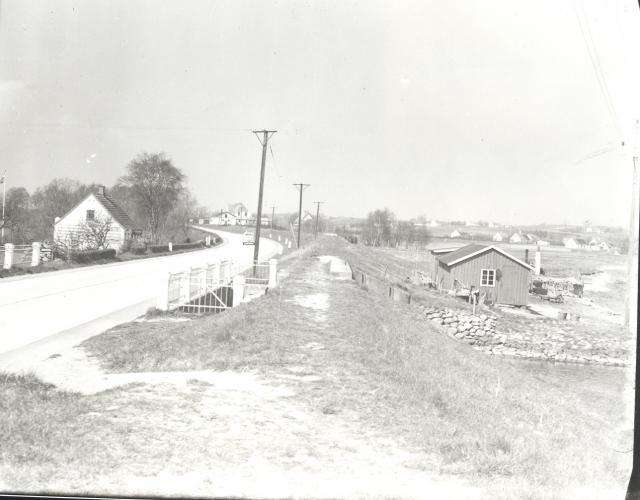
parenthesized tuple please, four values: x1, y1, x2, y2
(427, 220, 440, 227)
(492, 232, 506, 242)
(53, 186, 141, 252)
(432, 244, 534, 306)
(509, 233, 523, 244)
(563, 237, 588, 249)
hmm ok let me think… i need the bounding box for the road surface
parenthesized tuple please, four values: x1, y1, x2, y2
(0, 229, 282, 355)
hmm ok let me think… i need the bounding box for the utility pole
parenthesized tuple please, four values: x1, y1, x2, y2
(0, 171, 6, 245)
(625, 119, 639, 330)
(293, 183, 310, 248)
(252, 130, 276, 265)
(270, 206, 276, 230)
(626, 118, 640, 500)
(313, 201, 324, 239)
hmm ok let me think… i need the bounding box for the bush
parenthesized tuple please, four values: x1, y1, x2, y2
(149, 244, 170, 253)
(172, 241, 204, 251)
(70, 248, 117, 263)
(131, 246, 148, 255)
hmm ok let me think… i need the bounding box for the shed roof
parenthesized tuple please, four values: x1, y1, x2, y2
(437, 244, 534, 270)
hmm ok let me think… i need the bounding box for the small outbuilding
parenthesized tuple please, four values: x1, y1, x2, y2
(435, 244, 534, 306)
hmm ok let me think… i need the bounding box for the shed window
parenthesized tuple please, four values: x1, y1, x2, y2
(86, 210, 95, 221)
(481, 269, 496, 286)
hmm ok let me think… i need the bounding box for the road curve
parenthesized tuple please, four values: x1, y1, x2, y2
(0, 229, 282, 355)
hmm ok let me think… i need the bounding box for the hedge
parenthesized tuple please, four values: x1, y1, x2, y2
(149, 244, 170, 253)
(172, 241, 205, 251)
(70, 248, 117, 263)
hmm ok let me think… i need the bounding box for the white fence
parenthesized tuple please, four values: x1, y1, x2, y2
(158, 259, 277, 314)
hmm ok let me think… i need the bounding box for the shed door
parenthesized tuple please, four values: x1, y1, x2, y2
(498, 264, 517, 304)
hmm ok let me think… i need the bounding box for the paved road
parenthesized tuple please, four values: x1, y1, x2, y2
(0, 229, 282, 355)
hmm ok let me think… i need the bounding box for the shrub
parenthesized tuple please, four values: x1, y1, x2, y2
(70, 248, 117, 263)
(172, 241, 204, 251)
(131, 246, 148, 255)
(149, 244, 170, 253)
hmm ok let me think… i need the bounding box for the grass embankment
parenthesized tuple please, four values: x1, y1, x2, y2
(80, 237, 629, 497)
(1, 236, 630, 498)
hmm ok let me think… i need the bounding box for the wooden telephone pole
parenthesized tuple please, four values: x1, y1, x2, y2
(270, 206, 276, 230)
(313, 201, 324, 239)
(293, 183, 310, 248)
(252, 130, 276, 265)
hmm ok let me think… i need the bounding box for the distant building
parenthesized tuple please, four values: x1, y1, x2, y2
(434, 244, 534, 306)
(229, 203, 249, 225)
(53, 186, 141, 252)
(450, 229, 462, 238)
(563, 237, 587, 249)
(536, 240, 550, 247)
(509, 233, 523, 244)
(492, 232, 506, 242)
(210, 211, 237, 226)
(427, 220, 440, 227)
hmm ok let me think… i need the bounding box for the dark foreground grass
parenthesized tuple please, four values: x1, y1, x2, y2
(79, 237, 632, 498)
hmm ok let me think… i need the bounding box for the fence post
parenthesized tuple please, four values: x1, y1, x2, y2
(287, 241, 292, 249)
(268, 259, 277, 287)
(278, 235, 281, 242)
(3, 243, 14, 270)
(232, 275, 245, 306)
(179, 271, 190, 305)
(168, 242, 173, 252)
(157, 272, 171, 310)
(205, 235, 211, 246)
(31, 242, 41, 267)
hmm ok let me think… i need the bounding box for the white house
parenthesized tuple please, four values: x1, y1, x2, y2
(427, 220, 440, 227)
(492, 232, 506, 242)
(210, 211, 237, 226)
(509, 233, 523, 243)
(563, 237, 587, 249)
(229, 203, 249, 225)
(450, 229, 462, 238)
(536, 240, 550, 247)
(53, 186, 140, 252)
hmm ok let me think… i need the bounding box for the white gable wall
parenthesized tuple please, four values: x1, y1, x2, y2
(53, 194, 126, 251)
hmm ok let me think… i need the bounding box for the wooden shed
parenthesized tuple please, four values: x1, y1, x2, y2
(435, 244, 533, 306)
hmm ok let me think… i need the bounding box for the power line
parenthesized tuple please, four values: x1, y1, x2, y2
(572, 0, 623, 140)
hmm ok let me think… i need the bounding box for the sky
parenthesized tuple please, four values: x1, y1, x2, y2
(1, 0, 639, 226)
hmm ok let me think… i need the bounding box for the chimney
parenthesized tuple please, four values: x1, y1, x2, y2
(534, 246, 541, 275)
(98, 185, 105, 196)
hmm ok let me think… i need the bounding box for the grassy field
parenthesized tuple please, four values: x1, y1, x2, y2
(0, 235, 630, 498)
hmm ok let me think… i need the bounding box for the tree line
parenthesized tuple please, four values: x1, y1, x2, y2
(337, 207, 431, 248)
(1, 152, 212, 246)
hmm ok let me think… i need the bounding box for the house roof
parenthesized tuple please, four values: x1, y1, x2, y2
(55, 190, 138, 230)
(430, 247, 461, 255)
(94, 192, 138, 229)
(437, 244, 534, 270)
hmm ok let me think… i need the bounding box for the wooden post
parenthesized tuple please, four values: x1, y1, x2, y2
(232, 275, 245, 307)
(3, 243, 14, 270)
(31, 242, 41, 267)
(268, 259, 277, 287)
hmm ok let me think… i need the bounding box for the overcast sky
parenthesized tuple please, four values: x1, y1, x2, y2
(1, 0, 639, 226)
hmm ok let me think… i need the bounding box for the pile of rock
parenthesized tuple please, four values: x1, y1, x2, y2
(422, 306, 498, 339)
(419, 304, 629, 367)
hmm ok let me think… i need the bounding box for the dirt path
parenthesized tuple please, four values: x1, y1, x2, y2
(1, 255, 482, 499)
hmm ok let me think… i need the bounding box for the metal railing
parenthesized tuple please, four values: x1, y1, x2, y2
(161, 259, 273, 314)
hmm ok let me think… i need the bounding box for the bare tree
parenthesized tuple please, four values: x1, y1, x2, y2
(80, 215, 114, 249)
(118, 152, 186, 243)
